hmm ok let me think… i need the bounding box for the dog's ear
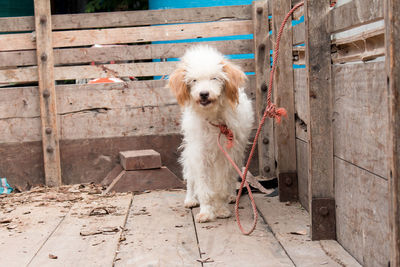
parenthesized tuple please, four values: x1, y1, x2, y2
(222, 60, 247, 108)
(168, 68, 190, 106)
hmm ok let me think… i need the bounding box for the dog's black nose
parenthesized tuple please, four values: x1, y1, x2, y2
(199, 91, 209, 99)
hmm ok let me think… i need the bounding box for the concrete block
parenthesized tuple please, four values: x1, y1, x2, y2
(119, 149, 161, 170)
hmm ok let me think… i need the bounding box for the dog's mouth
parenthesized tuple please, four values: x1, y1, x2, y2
(199, 99, 213, 106)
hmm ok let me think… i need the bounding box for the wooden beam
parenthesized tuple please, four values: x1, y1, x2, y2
(0, 39, 254, 68)
(271, 0, 297, 201)
(305, 0, 335, 240)
(0, 5, 252, 32)
(329, 0, 383, 34)
(34, 0, 61, 187)
(385, 0, 400, 265)
(0, 20, 253, 52)
(252, 1, 275, 178)
(0, 59, 254, 83)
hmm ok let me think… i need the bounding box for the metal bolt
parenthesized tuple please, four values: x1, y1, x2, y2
(263, 166, 270, 173)
(261, 83, 268, 92)
(257, 7, 263, 14)
(46, 146, 54, 153)
(263, 138, 269, 144)
(40, 53, 47, 62)
(43, 89, 50, 98)
(45, 127, 52, 134)
(319, 206, 329, 216)
(40, 16, 47, 24)
(285, 177, 293, 186)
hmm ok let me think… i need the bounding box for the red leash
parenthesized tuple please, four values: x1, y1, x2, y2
(214, 2, 304, 235)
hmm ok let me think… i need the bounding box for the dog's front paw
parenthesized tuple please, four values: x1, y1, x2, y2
(216, 206, 232, 219)
(196, 212, 215, 223)
(184, 198, 200, 208)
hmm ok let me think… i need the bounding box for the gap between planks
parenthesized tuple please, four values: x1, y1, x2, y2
(254, 195, 362, 267)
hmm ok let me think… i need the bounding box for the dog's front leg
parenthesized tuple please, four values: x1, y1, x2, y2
(184, 178, 199, 208)
(194, 176, 217, 223)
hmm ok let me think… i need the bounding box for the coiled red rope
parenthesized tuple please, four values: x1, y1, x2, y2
(214, 1, 304, 235)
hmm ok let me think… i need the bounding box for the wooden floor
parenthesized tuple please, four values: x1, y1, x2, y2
(0, 185, 361, 267)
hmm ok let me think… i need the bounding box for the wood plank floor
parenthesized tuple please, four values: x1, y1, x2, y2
(0, 186, 360, 266)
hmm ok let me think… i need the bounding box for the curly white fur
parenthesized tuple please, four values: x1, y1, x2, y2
(168, 46, 254, 223)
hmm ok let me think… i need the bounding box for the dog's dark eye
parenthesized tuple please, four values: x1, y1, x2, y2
(212, 77, 217, 80)
(192, 79, 197, 83)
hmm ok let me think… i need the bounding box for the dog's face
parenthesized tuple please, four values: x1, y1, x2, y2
(168, 46, 246, 110)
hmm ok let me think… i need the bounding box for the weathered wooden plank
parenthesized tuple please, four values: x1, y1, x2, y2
(0, 20, 253, 52)
(60, 105, 181, 140)
(0, 80, 166, 119)
(254, 194, 362, 266)
(34, 0, 61, 187)
(253, 1, 275, 178)
(29, 194, 132, 266)
(193, 196, 294, 266)
(335, 158, 390, 266)
(332, 62, 388, 179)
(329, 0, 383, 34)
(293, 23, 305, 45)
(0, 200, 68, 267)
(385, 0, 400, 265)
(305, 0, 335, 240)
(116, 190, 200, 266)
(0, 59, 254, 83)
(0, 5, 251, 32)
(272, 0, 297, 201)
(0, 39, 254, 68)
(332, 27, 384, 64)
(293, 68, 308, 142)
(0, 141, 44, 190)
(0, 105, 180, 143)
(296, 139, 309, 211)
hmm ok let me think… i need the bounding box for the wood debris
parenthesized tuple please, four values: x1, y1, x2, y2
(196, 257, 214, 263)
(289, 230, 307, 235)
(80, 226, 119, 236)
(0, 218, 12, 224)
(48, 254, 58, 259)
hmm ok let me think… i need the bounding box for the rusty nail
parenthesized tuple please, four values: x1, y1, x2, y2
(263, 138, 269, 144)
(257, 7, 263, 14)
(261, 83, 268, 92)
(259, 43, 265, 51)
(45, 127, 52, 134)
(46, 146, 54, 153)
(43, 89, 50, 98)
(40, 53, 47, 62)
(40, 16, 46, 24)
(263, 166, 270, 173)
(285, 177, 293, 186)
(319, 206, 329, 216)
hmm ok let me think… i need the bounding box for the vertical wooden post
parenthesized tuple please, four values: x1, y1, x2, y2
(253, 0, 275, 178)
(385, 0, 400, 265)
(304, 0, 335, 240)
(271, 0, 298, 202)
(34, 0, 62, 187)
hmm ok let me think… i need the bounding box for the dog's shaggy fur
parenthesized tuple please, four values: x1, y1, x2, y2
(168, 46, 254, 223)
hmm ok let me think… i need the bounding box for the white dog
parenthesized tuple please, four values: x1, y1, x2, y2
(168, 46, 254, 223)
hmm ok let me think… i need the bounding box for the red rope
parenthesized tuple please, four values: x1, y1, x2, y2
(214, 1, 304, 235)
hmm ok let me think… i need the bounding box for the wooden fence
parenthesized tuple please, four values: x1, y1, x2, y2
(0, 2, 258, 189)
(280, 0, 395, 266)
(0, 0, 398, 265)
